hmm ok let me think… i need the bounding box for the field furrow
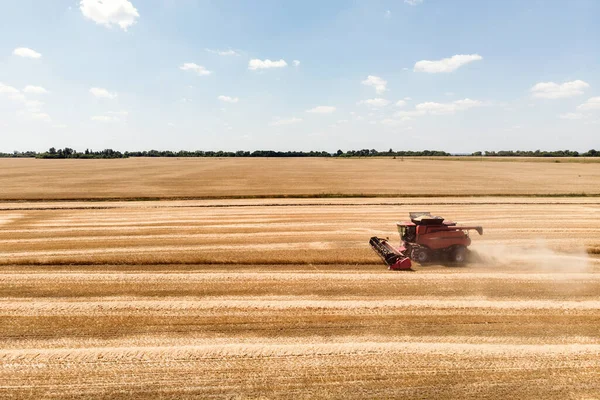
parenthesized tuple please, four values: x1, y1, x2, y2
(1, 196, 600, 398)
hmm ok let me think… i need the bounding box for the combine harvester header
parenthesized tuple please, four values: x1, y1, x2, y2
(370, 212, 483, 270)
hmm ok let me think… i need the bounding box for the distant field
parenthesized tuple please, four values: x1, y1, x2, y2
(1, 157, 599, 200)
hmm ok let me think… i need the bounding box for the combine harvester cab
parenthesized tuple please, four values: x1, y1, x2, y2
(370, 212, 483, 270)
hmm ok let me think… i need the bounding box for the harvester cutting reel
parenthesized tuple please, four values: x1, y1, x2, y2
(368, 237, 412, 270)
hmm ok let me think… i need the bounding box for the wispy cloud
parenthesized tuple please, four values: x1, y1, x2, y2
(29, 112, 51, 122)
(205, 48, 240, 56)
(358, 98, 390, 108)
(414, 54, 482, 73)
(23, 85, 48, 94)
(306, 106, 336, 114)
(0, 82, 22, 98)
(559, 113, 584, 120)
(269, 117, 302, 126)
(531, 80, 589, 99)
(80, 0, 140, 31)
(361, 75, 387, 94)
(577, 96, 600, 111)
(218, 95, 239, 103)
(91, 115, 118, 122)
(249, 59, 287, 70)
(396, 98, 483, 119)
(13, 47, 41, 59)
(558, 97, 600, 120)
(180, 63, 212, 76)
(89, 87, 117, 99)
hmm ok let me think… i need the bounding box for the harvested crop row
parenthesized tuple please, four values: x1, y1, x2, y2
(2, 197, 600, 399)
(0, 200, 599, 265)
(2, 342, 600, 399)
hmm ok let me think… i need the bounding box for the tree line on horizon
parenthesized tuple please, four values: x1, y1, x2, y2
(0, 147, 598, 159)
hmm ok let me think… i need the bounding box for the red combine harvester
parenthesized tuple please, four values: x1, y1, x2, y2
(369, 212, 483, 270)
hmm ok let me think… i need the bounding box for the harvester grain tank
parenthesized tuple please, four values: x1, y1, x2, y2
(370, 212, 483, 270)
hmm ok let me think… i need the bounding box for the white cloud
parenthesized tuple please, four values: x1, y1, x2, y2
(248, 59, 288, 70)
(0, 82, 27, 103)
(205, 48, 240, 56)
(395, 100, 407, 107)
(293, 60, 300, 67)
(30, 112, 51, 122)
(269, 117, 302, 126)
(405, 0, 423, 5)
(381, 118, 415, 128)
(381, 118, 403, 126)
(452, 98, 483, 110)
(107, 110, 129, 116)
(180, 63, 212, 76)
(91, 110, 127, 122)
(416, 98, 482, 115)
(10, 93, 27, 103)
(384, 10, 391, 18)
(1, 82, 51, 113)
(395, 110, 426, 119)
(80, 0, 140, 31)
(53, 124, 68, 129)
(559, 97, 600, 120)
(531, 80, 589, 99)
(577, 96, 600, 111)
(414, 54, 482, 73)
(218, 95, 239, 103)
(559, 113, 584, 120)
(91, 115, 118, 122)
(0, 82, 20, 95)
(361, 75, 387, 94)
(25, 100, 44, 110)
(415, 102, 456, 115)
(396, 98, 482, 119)
(89, 87, 117, 99)
(306, 106, 336, 114)
(23, 85, 48, 94)
(13, 47, 42, 59)
(358, 98, 390, 108)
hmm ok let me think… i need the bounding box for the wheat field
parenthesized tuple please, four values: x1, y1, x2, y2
(1, 159, 600, 398)
(1, 157, 600, 199)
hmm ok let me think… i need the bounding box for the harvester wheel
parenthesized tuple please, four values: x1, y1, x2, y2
(452, 246, 467, 263)
(411, 248, 430, 264)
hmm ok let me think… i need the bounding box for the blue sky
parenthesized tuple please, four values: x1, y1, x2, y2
(1, 0, 599, 152)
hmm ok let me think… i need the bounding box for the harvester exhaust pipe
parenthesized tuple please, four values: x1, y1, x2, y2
(369, 237, 412, 270)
